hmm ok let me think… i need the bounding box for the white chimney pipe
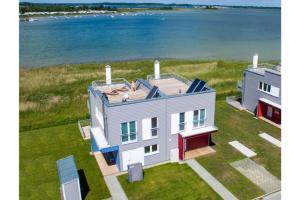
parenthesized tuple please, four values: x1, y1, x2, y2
(105, 65, 111, 85)
(253, 53, 258, 68)
(154, 60, 160, 80)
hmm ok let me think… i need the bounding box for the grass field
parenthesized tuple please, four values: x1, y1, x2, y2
(20, 123, 110, 200)
(197, 101, 281, 200)
(118, 163, 222, 200)
(20, 59, 280, 200)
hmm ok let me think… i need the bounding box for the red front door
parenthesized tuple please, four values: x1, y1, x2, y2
(186, 133, 209, 151)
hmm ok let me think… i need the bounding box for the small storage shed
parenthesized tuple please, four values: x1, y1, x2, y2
(57, 155, 82, 200)
(128, 163, 144, 183)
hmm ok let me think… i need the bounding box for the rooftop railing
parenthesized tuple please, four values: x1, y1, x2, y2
(147, 73, 191, 85)
(248, 63, 276, 69)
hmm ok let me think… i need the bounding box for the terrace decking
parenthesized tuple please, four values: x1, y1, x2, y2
(149, 78, 189, 95)
(97, 83, 147, 103)
(184, 146, 216, 160)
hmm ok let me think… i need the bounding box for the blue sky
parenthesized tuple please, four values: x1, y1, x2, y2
(20, 0, 281, 7)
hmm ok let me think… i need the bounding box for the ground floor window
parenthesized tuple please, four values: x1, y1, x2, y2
(144, 144, 159, 155)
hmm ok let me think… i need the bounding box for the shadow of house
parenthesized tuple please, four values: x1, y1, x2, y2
(78, 169, 90, 199)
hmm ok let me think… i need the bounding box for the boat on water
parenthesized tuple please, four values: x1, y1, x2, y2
(20, 18, 39, 22)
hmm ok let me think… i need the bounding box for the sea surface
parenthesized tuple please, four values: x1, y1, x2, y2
(19, 8, 280, 68)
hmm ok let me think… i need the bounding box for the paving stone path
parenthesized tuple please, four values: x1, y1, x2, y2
(104, 175, 128, 200)
(231, 158, 281, 193)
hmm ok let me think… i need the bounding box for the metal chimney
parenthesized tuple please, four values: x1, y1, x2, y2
(105, 65, 111, 85)
(253, 53, 258, 68)
(154, 60, 160, 80)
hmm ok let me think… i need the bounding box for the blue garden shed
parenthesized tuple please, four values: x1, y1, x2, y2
(57, 155, 82, 200)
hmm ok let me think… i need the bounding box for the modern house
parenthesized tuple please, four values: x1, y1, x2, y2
(241, 54, 281, 125)
(88, 60, 218, 172)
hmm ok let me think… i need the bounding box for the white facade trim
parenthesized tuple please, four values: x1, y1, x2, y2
(259, 98, 281, 109)
(179, 125, 218, 138)
(171, 113, 179, 134)
(142, 118, 152, 140)
(122, 147, 144, 171)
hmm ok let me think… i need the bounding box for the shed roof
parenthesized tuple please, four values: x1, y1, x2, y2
(57, 155, 79, 185)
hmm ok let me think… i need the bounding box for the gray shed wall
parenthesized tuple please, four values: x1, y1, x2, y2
(63, 179, 81, 200)
(242, 70, 281, 112)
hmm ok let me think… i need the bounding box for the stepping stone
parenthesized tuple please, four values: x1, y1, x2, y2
(259, 133, 281, 148)
(229, 141, 256, 157)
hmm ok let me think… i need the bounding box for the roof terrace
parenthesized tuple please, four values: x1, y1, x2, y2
(147, 73, 190, 96)
(90, 61, 213, 105)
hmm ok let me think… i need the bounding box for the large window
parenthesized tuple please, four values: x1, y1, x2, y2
(151, 117, 158, 137)
(121, 121, 137, 143)
(144, 144, 159, 155)
(193, 109, 206, 128)
(179, 112, 185, 131)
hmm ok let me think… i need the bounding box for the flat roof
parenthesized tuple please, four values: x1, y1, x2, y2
(149, 78, 189, 96)
(247, 64, 281, 76)
(57, 155, 79, 185)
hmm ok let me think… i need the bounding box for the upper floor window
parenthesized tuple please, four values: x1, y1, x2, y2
(179, 112, 185, 131)
(258, 81, 279, 97)
(151, 117, 158, 137)
(121, 121, 137, 143)
(193, 109, 206, 128)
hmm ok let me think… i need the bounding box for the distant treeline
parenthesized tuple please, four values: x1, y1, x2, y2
(19, 3, 118, 14)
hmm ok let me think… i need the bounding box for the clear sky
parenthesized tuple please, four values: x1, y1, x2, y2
(20, 0, 281, 7)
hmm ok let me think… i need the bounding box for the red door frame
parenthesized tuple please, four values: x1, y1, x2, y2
(258, 100, 281, 124)
(178, 133, 212, 161)
(178, 134, 184, 160)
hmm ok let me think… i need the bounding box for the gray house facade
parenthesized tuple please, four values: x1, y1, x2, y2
(88, 61, 218, 171)
(241, 55, 281, 125)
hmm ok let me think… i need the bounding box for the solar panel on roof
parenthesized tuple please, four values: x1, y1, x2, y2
(186, 78, 200, 93)
(194, 80, 206, 92)
(146, 86, 159, 99)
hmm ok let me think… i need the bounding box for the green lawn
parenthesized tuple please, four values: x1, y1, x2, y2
(118, 163, 222, 200)
(196, 101, 281, 200)
(20, 123, 110, 200)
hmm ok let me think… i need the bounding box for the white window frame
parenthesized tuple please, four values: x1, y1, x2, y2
(120, 121, 138, 144)
(258, 81, 280, 97)
(150, 117, 159, 139)
(179, 112, 186, 132)
(193, 109, 206, 128)
(144, 144, 159, 156)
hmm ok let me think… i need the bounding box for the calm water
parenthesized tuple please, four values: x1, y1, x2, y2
(20, 8, 281, 68)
